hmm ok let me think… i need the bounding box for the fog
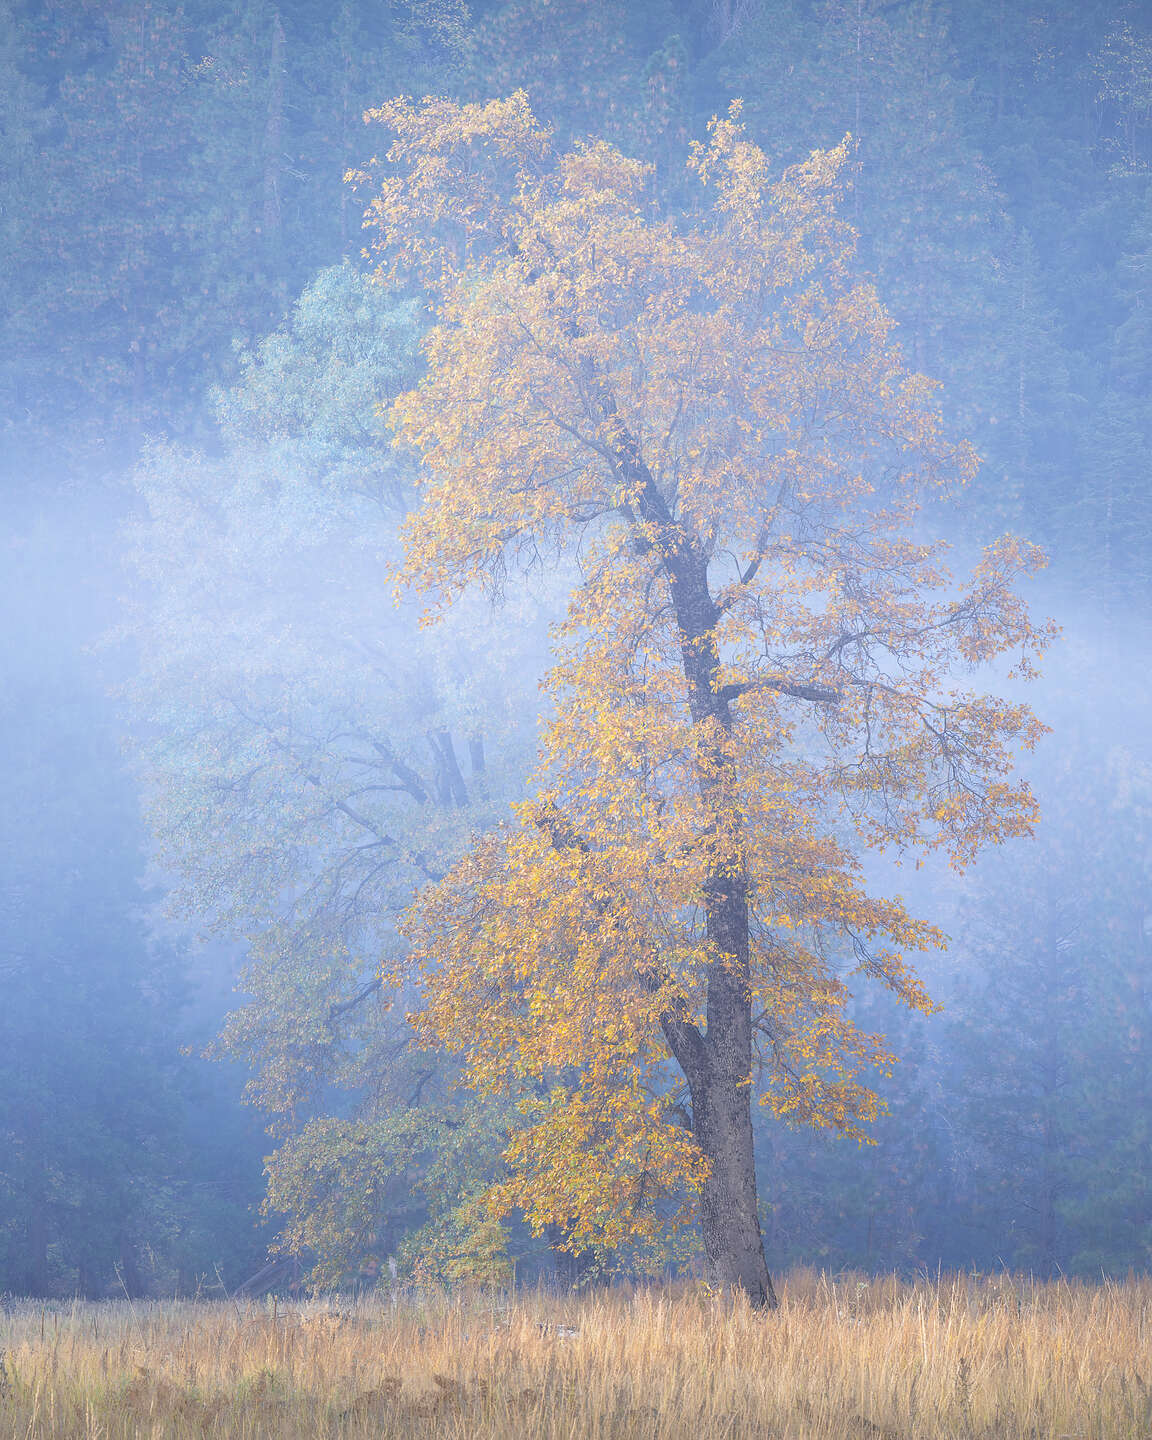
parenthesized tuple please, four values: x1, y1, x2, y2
(2, 0, 1151, 1298)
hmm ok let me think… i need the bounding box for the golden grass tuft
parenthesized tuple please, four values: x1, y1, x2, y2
(2, 1269, 1152, 1436)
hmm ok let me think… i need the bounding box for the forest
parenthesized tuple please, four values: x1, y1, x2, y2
(3, 0, 1152, 1309)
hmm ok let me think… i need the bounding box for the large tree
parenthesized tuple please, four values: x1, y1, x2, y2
(358, 93, 1053, 1306)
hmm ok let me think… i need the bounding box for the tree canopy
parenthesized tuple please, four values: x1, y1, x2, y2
(356, 94, 1053, 1302)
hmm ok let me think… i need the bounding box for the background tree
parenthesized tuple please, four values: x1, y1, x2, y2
(361, 94, 1052, 1305)
(127, 263, 552, 1285)
(944, 716, 1152, 1276)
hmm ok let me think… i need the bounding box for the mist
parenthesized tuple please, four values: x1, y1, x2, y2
(3, 0, 1151, 1302)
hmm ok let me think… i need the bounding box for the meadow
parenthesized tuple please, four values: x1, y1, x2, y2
(2, 1269, 1151, 1438)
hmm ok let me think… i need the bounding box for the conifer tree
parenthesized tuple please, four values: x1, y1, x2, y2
(946, 735, 1152, 1275)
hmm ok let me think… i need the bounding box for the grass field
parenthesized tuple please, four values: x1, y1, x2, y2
(2, 1269, 1151, 1437)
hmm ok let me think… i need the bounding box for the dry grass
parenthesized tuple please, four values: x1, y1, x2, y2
(2, 1269, 1152, 1437)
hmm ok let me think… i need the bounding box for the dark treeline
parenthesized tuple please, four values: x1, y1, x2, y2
(2, 0, 1151, 1296)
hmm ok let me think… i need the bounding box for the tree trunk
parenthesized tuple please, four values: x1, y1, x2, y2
(429, 729, 469, 807)
(690, 873, 777, 1307)
(690, 1045, 777, 1305)
(261, 11, 286, 299)
(622, 450, 778, 1308)
(545, 1221, 601, 1291)
(118, 1233, 145, 1299)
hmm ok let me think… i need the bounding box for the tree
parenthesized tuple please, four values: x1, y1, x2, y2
(725, 0, 1028, 544)
(0, 0, 52, 444)
(127, 263, 549, 1286)
(357, 93, 1053, 1305)
(0, 0, 475, 472)
(24, 0, 258, 446)
(1094, 14, 1152, 178)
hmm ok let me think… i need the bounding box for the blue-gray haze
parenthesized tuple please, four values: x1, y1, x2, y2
(2, 0, 1150, 1296)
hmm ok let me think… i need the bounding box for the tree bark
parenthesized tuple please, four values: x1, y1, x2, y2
(429, 728, 469, 807)
(691, 1047, 776, 1305)
(261, 11, 286, 299)
(618, 438, 778, 1309)
(118, 1232, 145, 1299)
(545, 1221, 601, 1290)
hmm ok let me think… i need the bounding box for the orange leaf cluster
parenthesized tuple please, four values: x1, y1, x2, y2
(356, 95, 1053, 1249)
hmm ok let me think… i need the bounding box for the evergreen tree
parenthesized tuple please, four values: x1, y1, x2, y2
(0, 0, 53, 453)
(946, 722, 1152, 1276)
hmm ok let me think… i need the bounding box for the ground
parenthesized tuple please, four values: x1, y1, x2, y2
(1, 1271, 1149, 1437)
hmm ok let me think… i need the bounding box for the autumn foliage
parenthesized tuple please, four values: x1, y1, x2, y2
(352, 93, 1052, 1300)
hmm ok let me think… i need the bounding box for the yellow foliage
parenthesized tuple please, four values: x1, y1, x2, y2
(355, 95, 1054, 1254)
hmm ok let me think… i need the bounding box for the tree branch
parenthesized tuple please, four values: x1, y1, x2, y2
(328, 977, 384, 1021)
(718, 678, 842, 705)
